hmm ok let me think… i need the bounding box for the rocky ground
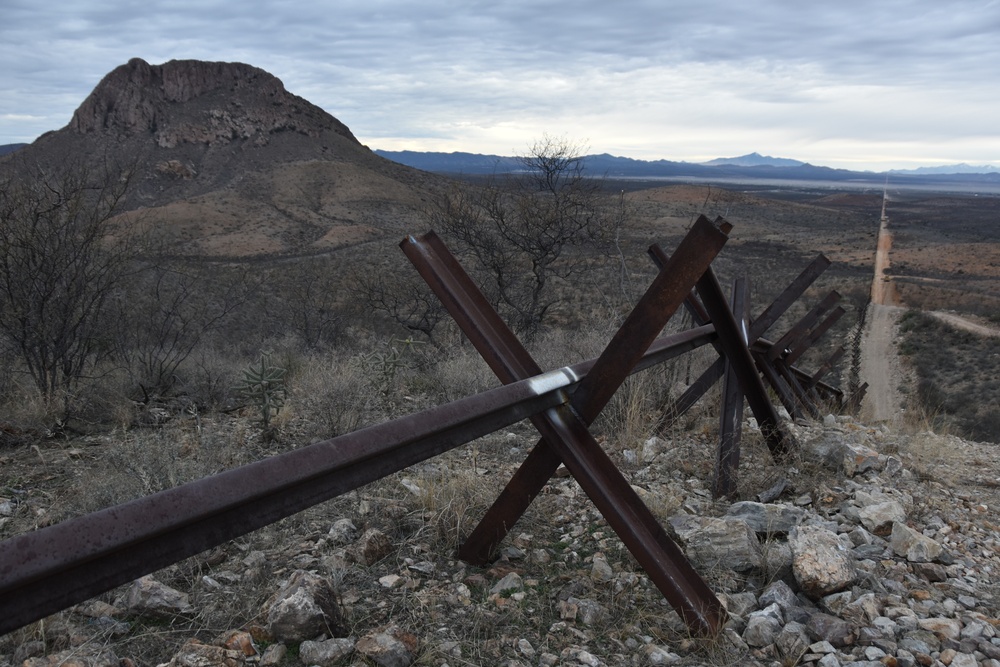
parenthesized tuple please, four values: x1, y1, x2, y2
(4, 411, 1000, 667)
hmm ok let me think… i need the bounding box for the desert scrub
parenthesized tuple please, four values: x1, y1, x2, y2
(897, 310, 1000, 442)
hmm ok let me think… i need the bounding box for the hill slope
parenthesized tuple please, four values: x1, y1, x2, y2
(2, 59, 445, 258)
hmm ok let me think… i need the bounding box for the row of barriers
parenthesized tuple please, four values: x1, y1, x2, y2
(0, 215, 854, 637)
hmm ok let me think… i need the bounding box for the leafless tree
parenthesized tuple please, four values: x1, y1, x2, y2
(113, 263, 259, 397)
(0, 159, 139, 406)
(266, 258, 345, 350)
(431, 136, 620, 337)
(354, 271, 449, 347)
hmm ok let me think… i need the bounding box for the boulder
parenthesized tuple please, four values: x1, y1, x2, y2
(790, 525, 857, 598)
(669, 515, 762, 572)
(125, 576, 194, 618)
(890, 522, 942, 562)
(263, 570, 348, 642)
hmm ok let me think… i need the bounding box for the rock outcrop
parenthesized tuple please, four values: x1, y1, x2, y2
(69, 58, 358, 148)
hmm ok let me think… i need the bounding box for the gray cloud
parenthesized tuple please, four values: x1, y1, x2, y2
(2, 0, 999, 169)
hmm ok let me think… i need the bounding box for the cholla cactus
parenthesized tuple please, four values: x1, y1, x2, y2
(235, 352, 287, 429)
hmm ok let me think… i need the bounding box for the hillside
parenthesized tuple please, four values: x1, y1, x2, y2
(2, 58, 446, 258)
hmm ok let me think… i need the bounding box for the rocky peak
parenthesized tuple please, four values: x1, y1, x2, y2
(69, 58, 357, 148)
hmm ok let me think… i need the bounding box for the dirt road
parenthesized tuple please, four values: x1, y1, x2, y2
(860, 303, 905, 424)
(860, 203, 905, 424)
(929, 310, 1000, 338)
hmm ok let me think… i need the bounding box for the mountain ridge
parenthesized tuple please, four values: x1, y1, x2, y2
(373, 149, 1000, 185)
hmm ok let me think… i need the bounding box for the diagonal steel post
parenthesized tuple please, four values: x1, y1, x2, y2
(714, 277, 749, 498)
(785, 306, 846, 366)
(768, 291, 842, 361)
(402, 215, 731, 635)
(753, 350, 805, 420)
(693, 264, 795, 459)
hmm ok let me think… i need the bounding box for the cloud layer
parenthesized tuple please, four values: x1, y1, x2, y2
(2, 0, 999, 170)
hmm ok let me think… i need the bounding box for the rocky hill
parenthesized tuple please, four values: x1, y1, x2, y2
(2, 58, 445, 258)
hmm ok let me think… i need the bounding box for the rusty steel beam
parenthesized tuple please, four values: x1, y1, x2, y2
(0, 315, 722, 640)
(751, 336, 844, 401)
(785, 306, 846, 367)
(753, 351, 805, 420)
(750, 254, 831, 340)
(404, 217, 731, 635)
(694, 265, 795, 459)
(0, 366, 581, 636)
(0, 319, 722, 639)
(776, 358, 821, 419)
(768, 291, 842, 361)
(406, 217, 729, 567)
(714, 277, 749, 499)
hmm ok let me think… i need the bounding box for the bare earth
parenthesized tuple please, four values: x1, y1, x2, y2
(928, 310, 1000, 337)
(861, 209, 905, 424)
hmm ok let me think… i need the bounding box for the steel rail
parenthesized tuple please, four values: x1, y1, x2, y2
(0, 327, 716, 636)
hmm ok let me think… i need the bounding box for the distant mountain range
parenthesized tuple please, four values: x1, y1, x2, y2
(701, 152, 805, 168)
(373, 149, 1000, 185)
(888, 163, 1000, 175)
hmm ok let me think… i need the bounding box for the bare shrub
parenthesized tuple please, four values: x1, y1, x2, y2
(0, 158, 140, 409)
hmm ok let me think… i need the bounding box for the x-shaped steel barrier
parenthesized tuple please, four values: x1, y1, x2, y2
(403, 215, 744, 635)
(1, 214, 851, 639)
(649, 250, 849, 497)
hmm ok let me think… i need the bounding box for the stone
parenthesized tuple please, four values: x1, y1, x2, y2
(743, 610, 783, 647)
(298, 638, 355, 666)
(806, 612, 856, 648)
(641, 436, 665, 463)
(842, 593, 881, 625)
(890, 522, 942, 563)
(349, 528, 393, 565)
(157, 639, 245, 667)
(669, 515, 762, 572)
(949, 653, 978, 667)
(327, 518, 358, 545)
(790, 525, 858, 598)
(641, 644, 681, 665)
(490, 571, 524, 595)
(590, 553, 614, 582)
(263, 570, 348, 642)
(776, 621, 811, 661)
(917, 617, 962, 641)
(568, 597, 607, 626)
(858, 501, 907, 536)
(259, 644, 287, 667)
(759, 579, 800, 613)
(355, 626, 419, 667)
(727, 501, 806, 534)
(840, 442, 883, 476)
(125, 576, 194, 618)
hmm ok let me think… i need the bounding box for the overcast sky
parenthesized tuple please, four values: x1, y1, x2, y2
(2, 0, 998, 171)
